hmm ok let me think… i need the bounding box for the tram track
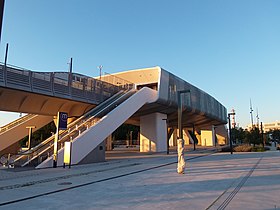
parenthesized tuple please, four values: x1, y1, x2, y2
(205, 157, 263, 210)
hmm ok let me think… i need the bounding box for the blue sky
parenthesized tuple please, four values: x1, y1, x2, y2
(0, 0, 280, 127)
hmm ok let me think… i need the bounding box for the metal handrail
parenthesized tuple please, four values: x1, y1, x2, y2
(12, 91, 126, 164)
(0, 114, 37, 133)
(0, 63, 134, 105)
(17, 90, 126, 156)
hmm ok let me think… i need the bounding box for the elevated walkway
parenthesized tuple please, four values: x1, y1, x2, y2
(0, 63, 133, 117)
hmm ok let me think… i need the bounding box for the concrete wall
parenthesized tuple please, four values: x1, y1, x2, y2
(79, 141, 105, 164)
(201, 130, 214, 146)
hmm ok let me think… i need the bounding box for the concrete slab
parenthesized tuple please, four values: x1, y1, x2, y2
(0, 148, 280, 210)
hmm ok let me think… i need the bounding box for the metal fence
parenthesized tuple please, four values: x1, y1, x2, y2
(0, 114, 36, 133)
(0, 63, 134, 105)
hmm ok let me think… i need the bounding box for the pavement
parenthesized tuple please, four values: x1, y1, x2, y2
(0, 147, 280, 210)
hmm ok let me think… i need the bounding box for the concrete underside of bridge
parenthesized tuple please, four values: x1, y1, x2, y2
(0, 87, 95, 117)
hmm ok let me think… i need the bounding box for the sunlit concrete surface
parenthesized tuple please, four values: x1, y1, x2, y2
(0, 148, 280, 210)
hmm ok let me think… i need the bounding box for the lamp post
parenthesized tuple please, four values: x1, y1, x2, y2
(98, 65, 103, 81)
(0, 0, 5, 43)
(261, 122, 264, 147)
(162, 118, 169, 155)
(213, 125, 217, 147)
(228, 112, 235, 154)
(250, 99, 254, 129)
(177, 90, 190, 174)
(192, 124, 196, 151)
(53, 112, 68, 168)
(68, 57, 73, 96)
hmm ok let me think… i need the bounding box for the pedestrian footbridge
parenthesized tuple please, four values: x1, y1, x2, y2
(0, 64, 227, 168)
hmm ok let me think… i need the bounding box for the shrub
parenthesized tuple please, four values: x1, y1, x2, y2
(233, 145, 252, 152)
(251, 146, 266, 152)
(266, 142, 272, 146)
(220, 145, 231, 152)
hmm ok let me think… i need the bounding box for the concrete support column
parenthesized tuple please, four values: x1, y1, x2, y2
(195, 129, 201, 145)
(183, 129, 190, 145)
(169, 129, 178, 147)
(140, 113, 167, 152)
(215, 125, 227, 145)
(106, 135, 113, 151)
(201, 127, 215, 146)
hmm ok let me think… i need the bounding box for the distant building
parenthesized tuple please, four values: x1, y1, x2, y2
(247, 121, 280, 132)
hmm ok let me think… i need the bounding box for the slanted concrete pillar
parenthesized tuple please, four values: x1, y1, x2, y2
(140, 113, 167, 152)
(196, 130, 202, 145)
(215, 125, 227, 145)
(201, 126, 216, 146)
(183, 129, 190, 145)
(169, 129, 178, 147)
(106, 135, 113, 151)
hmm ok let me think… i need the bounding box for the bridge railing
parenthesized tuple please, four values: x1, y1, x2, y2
(0, 114, 37, 133)
(0, 63, 134, 104)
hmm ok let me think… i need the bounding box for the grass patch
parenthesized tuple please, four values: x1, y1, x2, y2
(251, 146, 265, 152)
(220, 144, 271, 153)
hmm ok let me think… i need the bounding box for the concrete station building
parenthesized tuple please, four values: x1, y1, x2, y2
(0, 64, 228, 168)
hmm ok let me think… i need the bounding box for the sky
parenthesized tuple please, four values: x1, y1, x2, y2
(0, 0, 280, 128)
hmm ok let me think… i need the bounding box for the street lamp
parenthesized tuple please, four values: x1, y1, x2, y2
(192, 124, 196, 151)
(213, 125, 217, 147)
(98, 65, 103, 81)
(177, 89, 191, 174)
(228, 112, 235, 154)
(250, 99, 254, 129)
(261, 122, 264, 147)
(162, 118, 169, 155)
(0, 0, 5, 43)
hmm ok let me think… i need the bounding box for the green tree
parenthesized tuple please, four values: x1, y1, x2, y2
(271, 129, 280, 142)
(113, 124, 139, 141)
(232, 127, 246, 144)
(245, 127, 261, 146)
